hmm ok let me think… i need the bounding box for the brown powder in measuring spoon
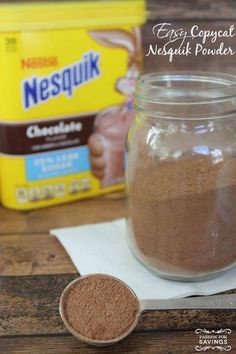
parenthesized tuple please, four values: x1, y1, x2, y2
(63, 274, 139, 340)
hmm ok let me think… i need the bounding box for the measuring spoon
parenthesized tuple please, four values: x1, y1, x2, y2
(59, 274, 236, 346)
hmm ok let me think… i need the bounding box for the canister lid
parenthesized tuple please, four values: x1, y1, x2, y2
(0, 0, 146, 32)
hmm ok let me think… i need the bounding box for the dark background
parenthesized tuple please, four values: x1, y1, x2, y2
(143, 0, 236, 73)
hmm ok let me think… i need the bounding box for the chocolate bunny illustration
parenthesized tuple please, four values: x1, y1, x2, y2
(88, 27, 142, 187)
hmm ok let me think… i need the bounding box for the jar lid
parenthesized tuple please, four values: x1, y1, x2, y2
(0, 0, 146, 32)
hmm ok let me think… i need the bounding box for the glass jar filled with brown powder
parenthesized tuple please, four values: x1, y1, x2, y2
(126, 72, 236, 281)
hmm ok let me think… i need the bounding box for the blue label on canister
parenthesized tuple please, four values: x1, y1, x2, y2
(25, 146, 90, 181)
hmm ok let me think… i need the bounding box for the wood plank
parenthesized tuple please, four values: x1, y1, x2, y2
(0, 194, 125, 235)
(143, 21, 236, 73)
(0, 234, 76, 276)
(0, 331, 235, 354)
(148, 0, 236, 21)
(0, 274, 78, 337)
(0, 274, 235, 337)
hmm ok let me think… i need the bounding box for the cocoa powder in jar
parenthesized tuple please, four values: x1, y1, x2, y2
(128, 154, 236, 278)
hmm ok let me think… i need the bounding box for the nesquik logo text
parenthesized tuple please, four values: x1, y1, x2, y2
(22, 51, 101, 110)
(146, 23, 235, 62)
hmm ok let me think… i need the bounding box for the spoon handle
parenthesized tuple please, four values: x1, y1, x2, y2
(140, 294, 236, 311)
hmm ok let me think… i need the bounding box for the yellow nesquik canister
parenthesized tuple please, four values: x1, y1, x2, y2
(0, 0, 146, 209)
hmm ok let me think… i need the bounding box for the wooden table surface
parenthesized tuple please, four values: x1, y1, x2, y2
(0, 194, 235, 354)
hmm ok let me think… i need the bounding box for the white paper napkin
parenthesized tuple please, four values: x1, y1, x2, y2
(51, 219, 236, 300)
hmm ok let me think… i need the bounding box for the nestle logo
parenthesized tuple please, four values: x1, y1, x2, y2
(21, 56, 59, 69)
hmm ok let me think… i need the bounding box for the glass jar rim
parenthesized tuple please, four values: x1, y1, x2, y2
(135, 71, 236, 120)
(136, 71, 236, 103)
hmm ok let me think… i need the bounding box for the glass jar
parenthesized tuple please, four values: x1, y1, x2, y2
(126, 72, 236, 281)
